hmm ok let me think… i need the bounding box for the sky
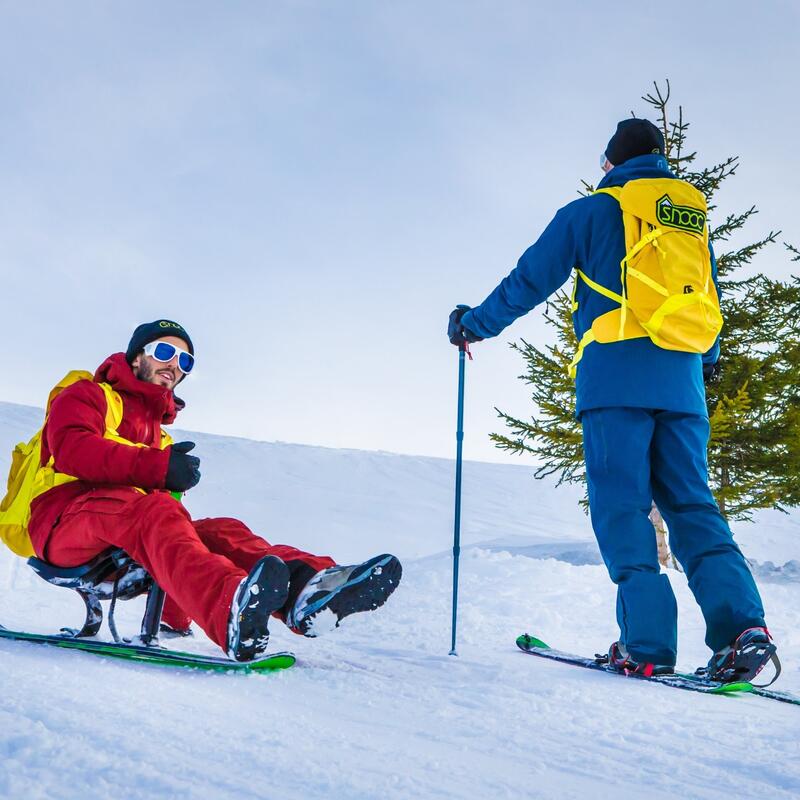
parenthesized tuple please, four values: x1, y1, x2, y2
(1, 1, 798, 463)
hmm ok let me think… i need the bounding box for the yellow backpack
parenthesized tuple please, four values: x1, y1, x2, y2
(0, 371, 171, 558)
(568, 177, 723, 378)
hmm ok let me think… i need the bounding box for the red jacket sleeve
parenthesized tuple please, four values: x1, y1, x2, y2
(45, 380, 170, 489)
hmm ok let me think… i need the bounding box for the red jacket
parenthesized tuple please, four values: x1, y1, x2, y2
(29, 353, 178, 557)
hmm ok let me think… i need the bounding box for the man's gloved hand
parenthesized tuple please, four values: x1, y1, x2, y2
(703, 361, 721, 384)
(165, 441, 201, 491)
(448, 305, 484, 346)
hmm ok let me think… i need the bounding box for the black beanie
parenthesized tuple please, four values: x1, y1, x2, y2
(125, 320, 194, 364)
(605, 118, 665, 166)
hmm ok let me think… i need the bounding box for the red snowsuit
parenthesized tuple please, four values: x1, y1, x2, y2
(29, 353, 335, 649)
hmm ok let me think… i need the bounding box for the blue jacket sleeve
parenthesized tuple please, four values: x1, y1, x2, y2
(703, 241, 721, 365)
(461, 205, 579, 339)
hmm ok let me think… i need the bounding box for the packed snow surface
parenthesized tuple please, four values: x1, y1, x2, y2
(0, 401, 798, 799)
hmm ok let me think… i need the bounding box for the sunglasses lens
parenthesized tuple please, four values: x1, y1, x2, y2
(178, 351, 195, 374)
(152, 342, 177, 362)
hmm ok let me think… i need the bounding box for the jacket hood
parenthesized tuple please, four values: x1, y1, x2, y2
(94, 352, 179, 425)
(598, 153, 674, 190)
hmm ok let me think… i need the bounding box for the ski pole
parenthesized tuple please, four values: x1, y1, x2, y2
(450, 313, 471, 656)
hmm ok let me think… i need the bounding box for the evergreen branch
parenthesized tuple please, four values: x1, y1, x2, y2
(710, 206, 758, 243)
(715, 231, 779, 277)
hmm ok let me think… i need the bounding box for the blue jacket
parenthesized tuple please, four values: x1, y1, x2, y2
(461, 154, 719, 418)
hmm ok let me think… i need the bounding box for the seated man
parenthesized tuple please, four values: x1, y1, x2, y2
(28, 319, 402, 661)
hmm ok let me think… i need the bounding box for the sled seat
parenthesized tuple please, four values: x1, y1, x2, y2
(28, 548, 145, 592)
(27, 548, 165, 643)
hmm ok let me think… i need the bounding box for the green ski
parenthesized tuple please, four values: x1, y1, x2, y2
(0, 625, 295, 673)
(516, 633, 752, 697)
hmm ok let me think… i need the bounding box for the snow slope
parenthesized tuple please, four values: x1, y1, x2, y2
(0, 401, 798, 799)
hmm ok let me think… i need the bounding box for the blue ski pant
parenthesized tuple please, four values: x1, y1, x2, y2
(581, 408, 766, 665)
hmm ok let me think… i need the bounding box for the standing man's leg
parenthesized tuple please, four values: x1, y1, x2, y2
(582, 407, 678, 665)
(650, 411, 766, 653)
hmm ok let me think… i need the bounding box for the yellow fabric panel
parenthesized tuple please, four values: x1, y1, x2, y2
(591, 307, 649, 345)
(645, 292, 723, 351)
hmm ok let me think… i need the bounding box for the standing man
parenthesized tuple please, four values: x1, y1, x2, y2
(26, 320, 402, 661)
(448, 119, 777, 682)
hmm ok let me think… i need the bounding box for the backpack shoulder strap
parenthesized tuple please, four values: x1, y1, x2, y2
(96, 382, 124, 435)
(593, 186, 622, 201)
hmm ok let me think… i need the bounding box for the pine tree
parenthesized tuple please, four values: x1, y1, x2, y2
(492, 81, 800, 522)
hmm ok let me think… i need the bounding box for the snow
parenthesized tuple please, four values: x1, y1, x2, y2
(0, 400, 798, 799)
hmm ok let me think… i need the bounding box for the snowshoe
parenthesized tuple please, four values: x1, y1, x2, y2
(705, 627, 780, 686)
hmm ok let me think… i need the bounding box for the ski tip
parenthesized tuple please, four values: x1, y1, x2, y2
(241, 652, 296, 672)
(516, 633, 550, 651)
(710, 680, 753, 694)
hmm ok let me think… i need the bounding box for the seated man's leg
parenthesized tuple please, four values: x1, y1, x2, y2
(650, 411, 766, 653)
(582, 407, 678, 666)
(45, 492, 249, 649)
(192, 517, 335, 621)
(191, 517, 402, 636)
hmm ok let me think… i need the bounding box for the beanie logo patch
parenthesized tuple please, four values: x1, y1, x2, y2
(656, 194, 706, 234)
(158, 321, 184, 331)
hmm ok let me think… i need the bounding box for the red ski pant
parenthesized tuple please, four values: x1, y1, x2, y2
(40, 490, 335, 649)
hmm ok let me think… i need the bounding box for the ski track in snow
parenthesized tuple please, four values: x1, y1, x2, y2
(0, 402, 798, 799)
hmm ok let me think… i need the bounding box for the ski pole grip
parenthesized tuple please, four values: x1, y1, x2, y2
(455, 305, 472, 356)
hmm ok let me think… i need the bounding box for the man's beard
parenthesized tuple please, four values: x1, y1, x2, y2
(134, 359, 178, 389)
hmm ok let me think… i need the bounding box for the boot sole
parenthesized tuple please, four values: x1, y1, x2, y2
(297, 554, 402, 637)
(229, 556, 290, 662)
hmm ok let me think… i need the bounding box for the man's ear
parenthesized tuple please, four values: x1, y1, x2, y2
(131, 353, 142, 370)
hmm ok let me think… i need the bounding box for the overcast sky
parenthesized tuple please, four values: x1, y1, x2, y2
(1, 1, 798, 463)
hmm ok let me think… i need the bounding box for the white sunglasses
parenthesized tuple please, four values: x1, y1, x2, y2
(143, 341, 195, 374)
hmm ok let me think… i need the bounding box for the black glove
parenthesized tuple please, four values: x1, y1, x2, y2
(703, 361, 721, 384)
(448, 305, 484, 346)
(165, 441, 201, 491)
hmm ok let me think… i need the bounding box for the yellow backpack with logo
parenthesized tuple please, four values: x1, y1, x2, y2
(0, 371, 171, 558)
(568, 178, 723, 378)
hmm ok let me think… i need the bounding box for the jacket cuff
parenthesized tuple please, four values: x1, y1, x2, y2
(133, 446, 171, 490)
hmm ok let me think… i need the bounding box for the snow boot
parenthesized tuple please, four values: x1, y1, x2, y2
(227, 556, 290, 662)
(287, 553, 402, 637)
(605, 641, 675, 677)
(705, 627, 780, 686)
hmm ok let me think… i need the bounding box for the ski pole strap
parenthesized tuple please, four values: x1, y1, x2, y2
(461, 342, 473, 361)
